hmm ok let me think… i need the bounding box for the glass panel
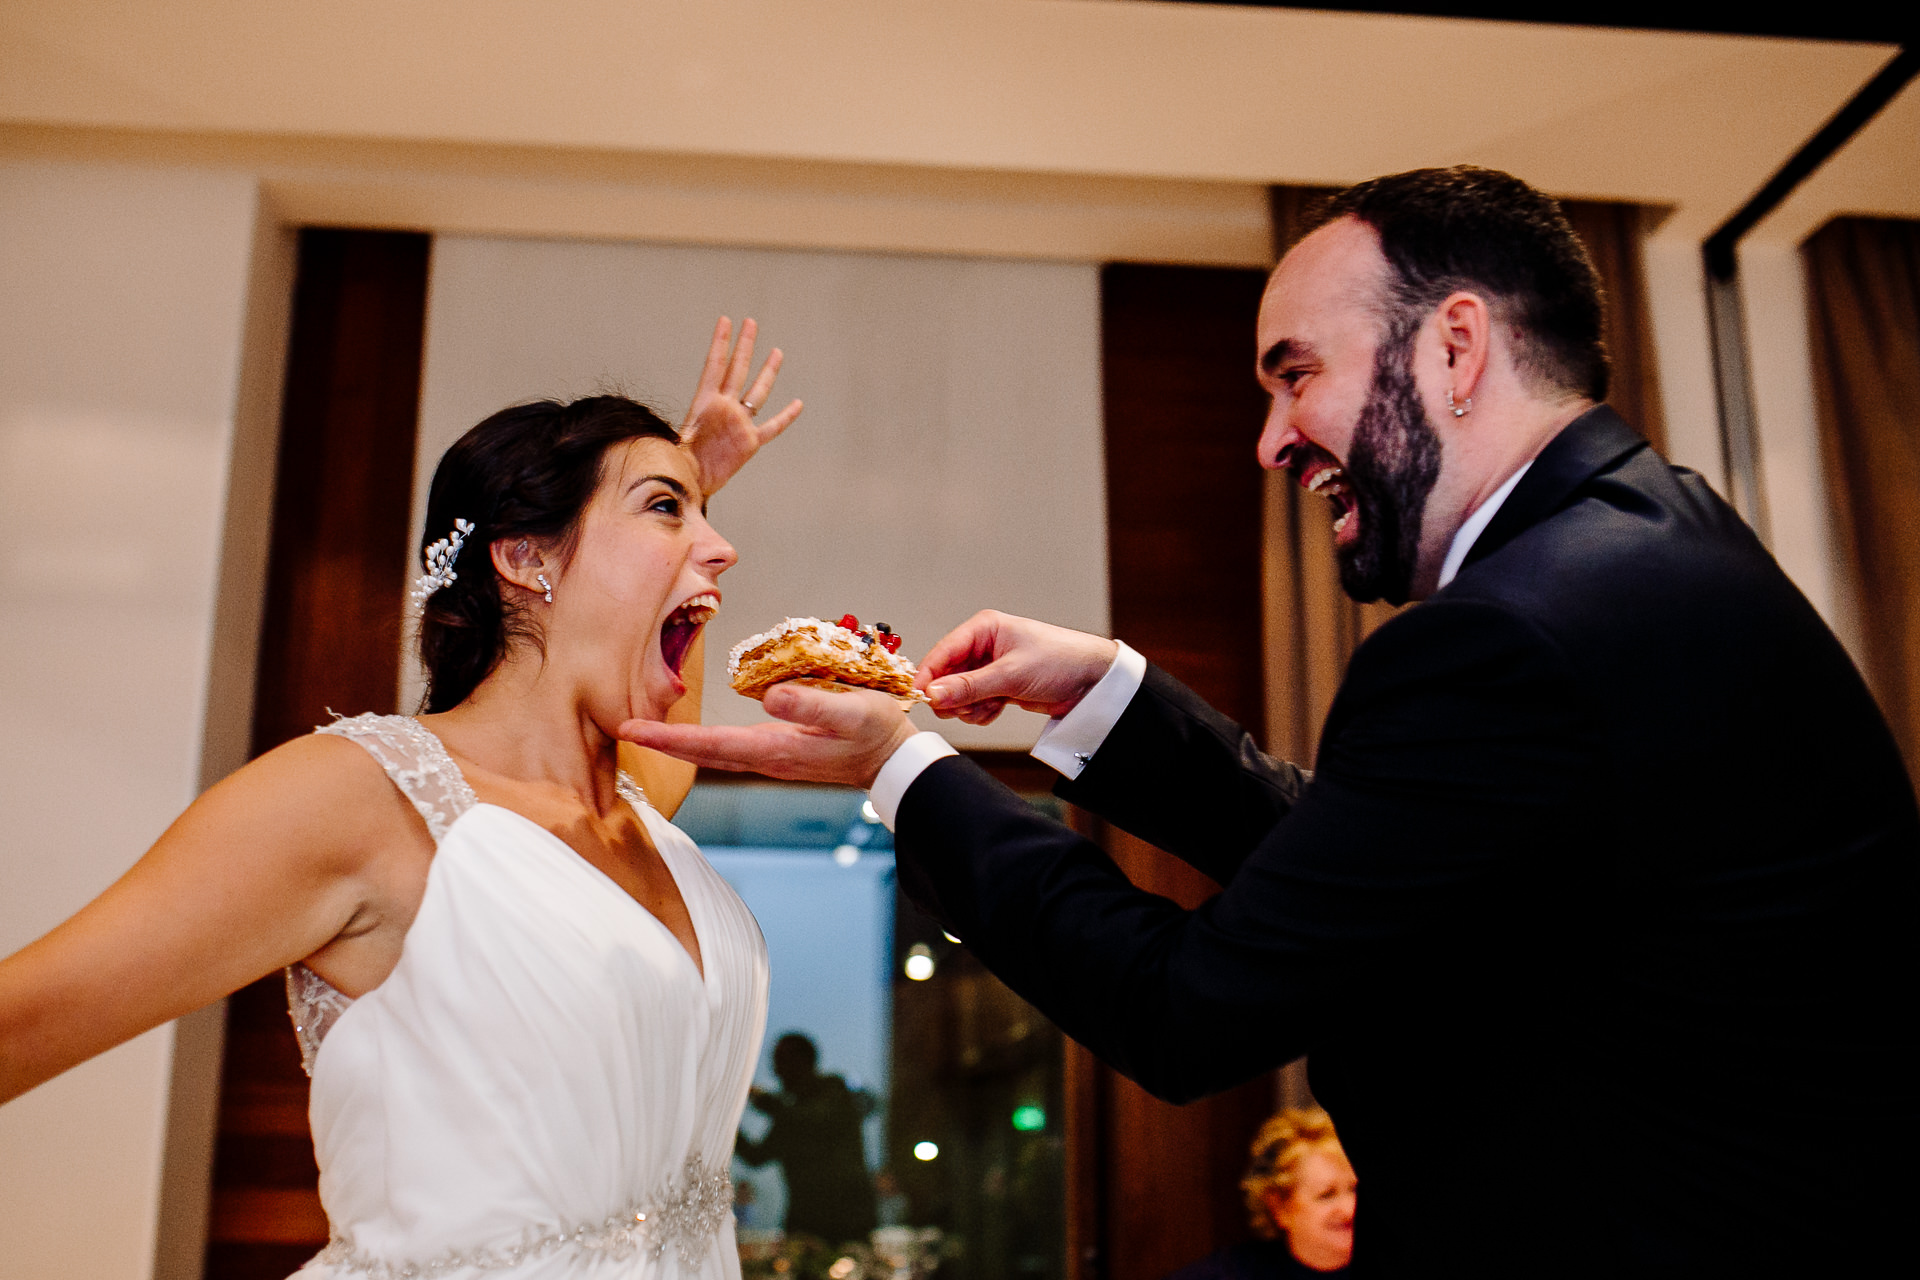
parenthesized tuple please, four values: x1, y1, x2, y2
(679, 782, 1066, 1280)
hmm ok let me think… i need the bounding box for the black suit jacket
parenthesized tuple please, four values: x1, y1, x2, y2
(894, 408, 1919, 1276)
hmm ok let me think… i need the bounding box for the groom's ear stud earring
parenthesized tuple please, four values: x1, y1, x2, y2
(1447, 389, 1471, 418)
(537, 573, 553, 603)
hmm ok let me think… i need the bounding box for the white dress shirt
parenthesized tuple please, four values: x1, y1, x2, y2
(1435, 458, 1532, 592)
(866, 461, 1534, 828)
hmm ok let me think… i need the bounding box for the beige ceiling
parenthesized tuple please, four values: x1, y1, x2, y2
(1757, 74, 1920, 245)
(0, 1, 1905, 248)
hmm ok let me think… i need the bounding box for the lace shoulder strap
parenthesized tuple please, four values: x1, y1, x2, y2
(315, 712, 476, 843)
(287, 714, 474, 1078)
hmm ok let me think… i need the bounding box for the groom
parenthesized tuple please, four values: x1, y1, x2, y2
(627, 167, 1919, 1273)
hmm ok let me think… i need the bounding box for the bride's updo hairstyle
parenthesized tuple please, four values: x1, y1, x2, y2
(417, 395, 680, 713)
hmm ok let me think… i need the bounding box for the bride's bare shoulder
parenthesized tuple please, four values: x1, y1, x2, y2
(235, 729, 391, 792)
(190, 730, 426, 864)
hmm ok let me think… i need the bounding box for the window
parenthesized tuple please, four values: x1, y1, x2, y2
(679, 783, 1066, 1280)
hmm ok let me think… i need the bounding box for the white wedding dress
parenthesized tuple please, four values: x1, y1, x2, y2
(284, 714, 768, 1279)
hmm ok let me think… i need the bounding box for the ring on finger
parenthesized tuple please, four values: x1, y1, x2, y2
(741, 398, 760, 415)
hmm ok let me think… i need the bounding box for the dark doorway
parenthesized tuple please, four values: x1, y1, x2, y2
(1078, 263, 1281, 1280)
(203, 228, 429, 1280)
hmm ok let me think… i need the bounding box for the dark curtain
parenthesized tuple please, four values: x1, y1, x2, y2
(1260, 187, 1667, 769)
(1805, 216, 1920, 790)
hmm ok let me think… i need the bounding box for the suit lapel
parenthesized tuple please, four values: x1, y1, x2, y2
(1458, 405, 1648, 574)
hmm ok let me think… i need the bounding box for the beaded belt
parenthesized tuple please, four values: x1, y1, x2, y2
(308, 1153, 734, 1276)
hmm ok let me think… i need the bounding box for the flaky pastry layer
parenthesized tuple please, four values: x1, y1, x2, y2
(728, 618, 919, 701)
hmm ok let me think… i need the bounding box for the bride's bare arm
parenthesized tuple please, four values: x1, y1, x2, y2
(0, 734, 418, 1104)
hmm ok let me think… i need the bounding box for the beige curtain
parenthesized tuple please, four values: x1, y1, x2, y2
(1263, 463, 1402, 766)
(1263, 189, 1399, 765)
(1805, 217, 1920, 790)
(1261, 188, 1666, 767)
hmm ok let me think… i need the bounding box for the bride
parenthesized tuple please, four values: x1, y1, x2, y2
(0, 319, 800, 1278)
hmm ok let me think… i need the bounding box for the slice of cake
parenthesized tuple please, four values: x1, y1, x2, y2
(728, 613, 923, 703)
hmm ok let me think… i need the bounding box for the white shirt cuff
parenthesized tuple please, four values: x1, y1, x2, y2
(1031, 641, 1146, 780)
(868, 731, 959, 832)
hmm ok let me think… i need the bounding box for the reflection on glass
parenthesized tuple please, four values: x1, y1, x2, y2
(680, 783, 1065, 1280)
(738, 1032, 878, 1245)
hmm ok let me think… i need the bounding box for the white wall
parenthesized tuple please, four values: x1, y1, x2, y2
(410, 236, 1109, 750)
(1640, 226, 1860, 661)
(0, 161, 269, 1279)
(1738, 240, 1860, 657)
(1641, 229, 1728, 491)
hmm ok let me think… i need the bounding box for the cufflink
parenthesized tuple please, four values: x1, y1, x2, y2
(1074, 752, 1092, 768)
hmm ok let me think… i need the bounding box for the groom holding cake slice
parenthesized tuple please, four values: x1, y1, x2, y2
(624, 167, 1918, 1274)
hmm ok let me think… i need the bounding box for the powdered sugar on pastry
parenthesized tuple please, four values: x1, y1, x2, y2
(728, 616, 927, 703)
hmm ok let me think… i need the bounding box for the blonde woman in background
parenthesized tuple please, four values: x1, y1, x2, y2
(1168, 1107, 1356, 1278)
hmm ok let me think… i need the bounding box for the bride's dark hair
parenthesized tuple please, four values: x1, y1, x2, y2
(416, 395, 680, 713)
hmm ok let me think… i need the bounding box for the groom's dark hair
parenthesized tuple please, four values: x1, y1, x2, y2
(1314, 166, 1611, 403)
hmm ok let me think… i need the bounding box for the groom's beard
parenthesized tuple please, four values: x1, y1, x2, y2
(1337, 330, 1443, 605)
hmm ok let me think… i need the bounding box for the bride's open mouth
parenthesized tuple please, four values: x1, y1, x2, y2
(1303, 463, 1358, 539)
(660, 592, 719, 681)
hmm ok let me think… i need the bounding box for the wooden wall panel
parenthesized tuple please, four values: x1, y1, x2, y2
(1082, 263, 1279, 1280)
(205, 228, 430, 1280)
(248, 228, 432, 753)
(1101, 264, 1270, 735)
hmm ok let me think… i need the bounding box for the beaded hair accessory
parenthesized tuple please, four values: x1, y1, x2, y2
(411, 518, 476, 606)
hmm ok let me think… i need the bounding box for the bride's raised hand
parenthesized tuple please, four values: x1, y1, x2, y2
(680, 316, 803, 498)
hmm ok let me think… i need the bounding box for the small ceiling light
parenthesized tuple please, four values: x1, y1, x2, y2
(1011, 1105, 1047, 1132)
(913, 1140, 939, 1161)
(904, 943, 935, 981)
(828, 1258, 858, 1280)
(833, 844, 860, 867)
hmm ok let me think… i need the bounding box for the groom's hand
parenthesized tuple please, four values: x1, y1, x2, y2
(616, 683, 915, 789)
(917, 611, 1118, 726)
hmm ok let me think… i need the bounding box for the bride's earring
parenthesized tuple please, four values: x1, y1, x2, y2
(537, 573, 553, 603)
